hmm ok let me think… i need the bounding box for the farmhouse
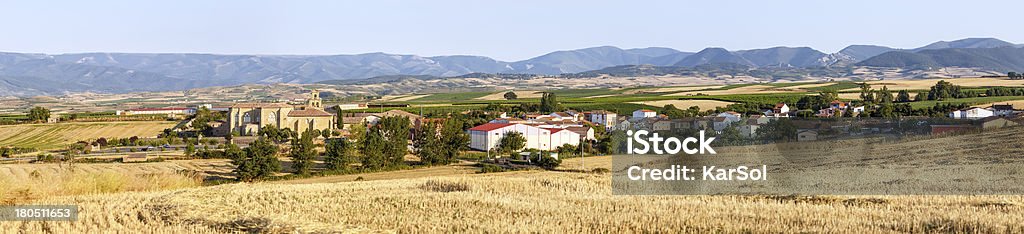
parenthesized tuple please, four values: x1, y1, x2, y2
(468, 123, 592, 152)
(763, 103, 791, 118)
(584, 110, 617, 127)
(227, 90, 335, 135)
(796, 130, 818, 141)
(949, 107, 993, 120)
(632, 109, 657, 120)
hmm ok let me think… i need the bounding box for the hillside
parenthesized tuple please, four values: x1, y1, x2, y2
(858, 47, 1024, 72)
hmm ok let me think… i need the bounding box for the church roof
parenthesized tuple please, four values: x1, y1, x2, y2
(230, 103, 294, 108)
(288, 108, 334, 117)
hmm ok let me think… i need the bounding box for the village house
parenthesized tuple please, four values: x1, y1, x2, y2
(468, 123, 591, 152)
(949, 107, 994, 120)
(227, 90, 335, 135)
(764, 103, 791, 118)
(796, 129, 818, 141)
(990, 104, 1017, 117)
(631, 109, 657, 120)
(585, 110, 618, 127)
(712, 111, 743, 132)
(740, 115, 769, 138)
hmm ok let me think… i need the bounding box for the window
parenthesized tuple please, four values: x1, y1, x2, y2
(242, 112, 251, 123)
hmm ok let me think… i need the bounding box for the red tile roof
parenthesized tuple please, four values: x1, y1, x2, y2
(468, 123, 514, 131)
(288, 109, 334, 117)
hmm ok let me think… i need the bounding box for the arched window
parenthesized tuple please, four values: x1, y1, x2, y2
(243, 112, 251, 123)
(267, 112, 277, 126)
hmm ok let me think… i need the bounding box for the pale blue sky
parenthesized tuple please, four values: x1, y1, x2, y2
(0, 0, 1021, 61)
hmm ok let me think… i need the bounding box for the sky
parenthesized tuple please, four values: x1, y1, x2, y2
(1, 0, 1022, 61)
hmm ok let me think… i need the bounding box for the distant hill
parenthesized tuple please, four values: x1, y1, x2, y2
(4, 37, 1024, 96)
(912, 38, 1016, 51)
(857, 47, 1024, 72)
(837, 45, 899, 62)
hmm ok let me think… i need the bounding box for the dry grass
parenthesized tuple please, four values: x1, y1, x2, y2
(3, 172, 1022, 233)
(628, 99, 734, 110)
(0, 166, 201, 205)
(667, 85, 796, 96)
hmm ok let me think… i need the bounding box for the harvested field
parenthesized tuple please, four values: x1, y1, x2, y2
(475, 90, 543, 100)
(0, 121, 176, 150)
(667, 85, 792, 96)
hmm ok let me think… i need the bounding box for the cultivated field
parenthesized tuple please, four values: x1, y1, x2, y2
(0, 121, 176, 150)
(628, 99, 734, 110)
(475, 90, 544, 100)
(839, 78, 1024, 91)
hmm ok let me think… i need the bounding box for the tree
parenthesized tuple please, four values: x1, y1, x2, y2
(289, 129, 316, 175)
(1, 147, 12, 158)
(914, 92, 927, 102)
(321, 129, 332, 139)
(438, 119, 470, 163)
(504, 91, 518, 100)
(361, 116, 410, 169)
(555, 143, 578, 158)
(497, 131, 527, 156)
(1010, 72, 1019, 79)
(756, 118, 798, 142)
(324, 138, 354, 170)
(896, 90, 911, 103)
(539, 92, 562, 112)
(535, 153, 561, 169)
(877, 85, 894, 104)
(413, 122, 445, 165)
(230, 138, 280, 182)
(185, 143, 195, 157)
(27, 106, 50, 122)
(858, 83, 874, 104)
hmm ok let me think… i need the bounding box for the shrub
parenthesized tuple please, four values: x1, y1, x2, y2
(535, 154, 562, 170)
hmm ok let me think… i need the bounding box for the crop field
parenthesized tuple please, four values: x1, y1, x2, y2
(838, 78, 1024, 91)
(4, 127, 1024, 233)
(628, 99, 734, 110)
(0, 121, 176, 150)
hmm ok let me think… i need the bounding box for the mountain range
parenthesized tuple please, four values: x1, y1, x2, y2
(1, 38, 1022, 96)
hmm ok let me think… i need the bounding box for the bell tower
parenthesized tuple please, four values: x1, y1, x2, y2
(307, 90, 323, 109)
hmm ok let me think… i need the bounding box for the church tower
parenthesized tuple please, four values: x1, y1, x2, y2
(307, 90, 323, 109)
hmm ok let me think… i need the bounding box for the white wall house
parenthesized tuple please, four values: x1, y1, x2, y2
(949, 107, 994, 119)
(632, 109, 657, 119)
(587, 111, 618, 127)
(468, 123, 588, 152)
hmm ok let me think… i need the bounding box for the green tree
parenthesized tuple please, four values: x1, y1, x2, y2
(535, 153, 561, 169)
(756, 119, 798, 142)
(289, 129, 316, 175)
(555, 143, 578, 158)
(184, 143, 195, 157)
(321, 129, 332, 139)
(914, 91, 927, 102)
(504, 91, 518, 100)
(498, 131, 527, 156)
(27, 106, 50, 122)
(438, 119, 470, 163)
(858, 83, 874, 104)
(230, 138, 281, 182)
(539, 92, 562, 112)
(878, 85, 894, 104)
(361, 116, 410, 169)
(1010, 72, 1019, 79)
(896, 90, 911, 103)
(324, 138, 354, 170)
(413, 122, 445, 165)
